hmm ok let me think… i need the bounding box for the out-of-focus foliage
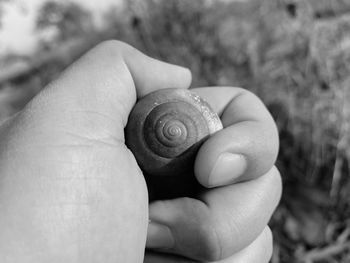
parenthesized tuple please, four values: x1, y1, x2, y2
(1, 0, 350, 262)
(0, 0, 10, 28)
(36, 1, 95, 47)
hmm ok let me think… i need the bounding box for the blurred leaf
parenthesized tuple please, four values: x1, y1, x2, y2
(36, 1, 95, 46)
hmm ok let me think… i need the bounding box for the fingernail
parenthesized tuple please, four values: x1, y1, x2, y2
(147, 221, 175, 249)
(208, 153, 247, 187)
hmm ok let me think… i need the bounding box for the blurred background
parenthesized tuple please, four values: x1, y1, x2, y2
(0, 0, 350, 262)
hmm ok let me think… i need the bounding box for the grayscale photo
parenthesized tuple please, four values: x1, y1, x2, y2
(0, 0, 349, 262)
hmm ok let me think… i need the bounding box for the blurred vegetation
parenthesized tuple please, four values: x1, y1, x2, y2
(36, 1, 95, 47)
(1, 0, 350, 262)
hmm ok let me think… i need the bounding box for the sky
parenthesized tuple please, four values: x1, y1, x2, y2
(0, 0, 123, 55)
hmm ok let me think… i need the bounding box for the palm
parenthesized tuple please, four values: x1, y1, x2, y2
(0, 106, 148, 262)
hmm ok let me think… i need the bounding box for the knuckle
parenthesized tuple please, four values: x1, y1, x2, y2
(261, 166, 283, 209)
(270, 166, 283, 196)
(194, 222, 223, 262)
(264, 122, 279, 156)
(230, 88, 279, 166)
(259, 123, 279, 168)
(264, 227, 273, 246)
(271, 165, 281, 178)
(95, 39, 127, 52)
(179, 199, 223, 261)
(92, 40, 134, 61)
(230, 87, 261, 104)
(261, 227, 273, 261)
(268, 123, 280, 162)
(240, 88, 279, 150)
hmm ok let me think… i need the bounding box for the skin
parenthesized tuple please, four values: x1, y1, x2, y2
(0, 41, 282, 263)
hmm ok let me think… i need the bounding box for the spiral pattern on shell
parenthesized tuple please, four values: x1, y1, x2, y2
(125, 88, 223, 177)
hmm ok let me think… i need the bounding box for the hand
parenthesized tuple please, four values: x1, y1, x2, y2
(0, 40, 282, 263)
(0, 41, 191, 262)
(144, 77, 282, 260)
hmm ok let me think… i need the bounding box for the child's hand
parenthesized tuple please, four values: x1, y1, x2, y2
(145, 84, 281, 262)
(0, 41, 281, 263)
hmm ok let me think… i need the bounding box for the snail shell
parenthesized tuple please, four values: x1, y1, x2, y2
(125, 88, 223, 199)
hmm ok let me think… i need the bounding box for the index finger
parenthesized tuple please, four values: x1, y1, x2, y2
(193, 87, 279, 187)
